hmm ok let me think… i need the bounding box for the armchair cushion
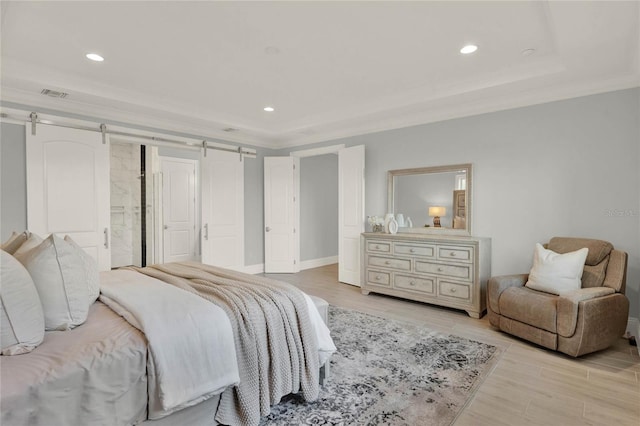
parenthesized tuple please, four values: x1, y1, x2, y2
(548, 237, 612, 266)
(557, 287, 615, 337)
(499, 286, 558, 333)
(581, 257, 609, 288)
(487, 274, 528, 315)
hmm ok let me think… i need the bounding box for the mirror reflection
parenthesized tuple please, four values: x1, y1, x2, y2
(388, 164, 471, 235)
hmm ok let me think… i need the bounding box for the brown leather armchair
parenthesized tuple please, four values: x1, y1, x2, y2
(487, 237, 629, 357)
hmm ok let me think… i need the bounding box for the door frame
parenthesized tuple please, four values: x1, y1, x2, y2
(288, 144, 345, 272)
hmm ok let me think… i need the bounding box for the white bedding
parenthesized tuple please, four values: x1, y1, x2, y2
(99, 270, 240, 419)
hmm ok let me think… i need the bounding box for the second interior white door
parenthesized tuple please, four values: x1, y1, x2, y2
(161, 157, 197, 263)
(264, 156, 299, 273)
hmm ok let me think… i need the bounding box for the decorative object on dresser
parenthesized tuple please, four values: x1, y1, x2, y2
(428, 206, 446, 227)
(361, 233, 491, 318)
(487, 237, 629, 357)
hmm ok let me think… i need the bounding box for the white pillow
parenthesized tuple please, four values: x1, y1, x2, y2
(1, 231, 28, 255)
(15, 234, 90, 330)
(525, 243, 589, 295)
(64, 235, 100, 303)
(13, 232, 44, 257)
(0, 250, 45, 355)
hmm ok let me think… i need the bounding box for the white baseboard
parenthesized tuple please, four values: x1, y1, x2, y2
(299, 256, 338, 271)
(627, 317, 640, 356)
(242, 263, 265, 275)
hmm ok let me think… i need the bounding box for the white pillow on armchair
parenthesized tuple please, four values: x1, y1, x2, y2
(525, 243, 588, 295)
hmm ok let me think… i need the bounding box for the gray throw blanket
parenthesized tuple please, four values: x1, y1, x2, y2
(127, 262, 319, 426)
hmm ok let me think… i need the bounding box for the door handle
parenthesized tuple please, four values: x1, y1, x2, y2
(103, 228, 109, 249)
(265, 226, 271, 232)
(164, 225, 169, 230)
(204, 223, 209, 240)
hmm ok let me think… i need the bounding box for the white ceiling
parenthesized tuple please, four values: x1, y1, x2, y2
(1, 1, 639, 148)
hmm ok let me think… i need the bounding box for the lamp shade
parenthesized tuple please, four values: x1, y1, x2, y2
(428, 206, 446, 217)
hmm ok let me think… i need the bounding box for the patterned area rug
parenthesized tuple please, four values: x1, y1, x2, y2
(261, 306, 501, 425)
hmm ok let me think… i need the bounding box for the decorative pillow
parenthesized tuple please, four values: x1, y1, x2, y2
(13, 232, 44, 257)
(14, 234, 90, 330)
(525, 243, 589, 295)
(1, 231, 28, 255)
(0, 250, 45, 355)
(64, 235, 100, 303)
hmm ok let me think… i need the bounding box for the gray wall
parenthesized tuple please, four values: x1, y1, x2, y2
(299, 154, 338, 261)
(1, 122, 27, 238)
(3, 88, 639, 319)
(285, 88, 640, 319)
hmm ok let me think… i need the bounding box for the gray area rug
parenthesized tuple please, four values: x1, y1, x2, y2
(261, 306, 500, 425)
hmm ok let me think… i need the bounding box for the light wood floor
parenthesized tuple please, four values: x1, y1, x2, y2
(265, 264, 640, 426)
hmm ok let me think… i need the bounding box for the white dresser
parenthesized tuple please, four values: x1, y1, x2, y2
(360, 232, 491, 318)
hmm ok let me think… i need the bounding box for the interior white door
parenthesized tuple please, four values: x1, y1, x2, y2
(161, 157, 197, 263)
(26, 124, 111, 270)
(339, 145, 365, 285)
(201, 150, 244, 270)
(264, 156, 299, 273)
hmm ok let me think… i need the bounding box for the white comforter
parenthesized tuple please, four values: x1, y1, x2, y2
(99, 270, 240, 419)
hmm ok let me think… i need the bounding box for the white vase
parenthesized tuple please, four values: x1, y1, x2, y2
(384, 213, 395, 233)
(396, 213, 405, 227)
(388, 217, 399, 234)
(406, 216, 413, 228)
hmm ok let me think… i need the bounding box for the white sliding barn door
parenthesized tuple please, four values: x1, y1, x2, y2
(201, 150, 244, 270)
(160, 157, 197, 263)
(26, 124, 111, 270)
(264, 156, 299, 273)
(338, 145, 365, 285)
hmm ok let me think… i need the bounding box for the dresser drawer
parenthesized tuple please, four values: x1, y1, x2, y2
(437, 245, 473, 263)
(438, 280, 471, 301)
(394, 243, 435, 258)
(414, 260, 473, 282)
(368, 255, 411, 271)
(394, 274, 435, 294)
(367, 241, 391, 253)
(366, 270, 391, 287)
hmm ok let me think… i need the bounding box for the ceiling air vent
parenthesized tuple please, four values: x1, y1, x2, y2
(41, 89, 68, 99)
(223, 127, 239, 133)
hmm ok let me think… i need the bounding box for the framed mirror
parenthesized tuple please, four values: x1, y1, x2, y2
(387, 163, 472, 235)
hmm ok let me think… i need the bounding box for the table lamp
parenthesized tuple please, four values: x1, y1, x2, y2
(428, 206, 446, 228)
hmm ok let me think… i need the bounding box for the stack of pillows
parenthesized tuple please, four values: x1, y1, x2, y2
(0, 231, 100, 355)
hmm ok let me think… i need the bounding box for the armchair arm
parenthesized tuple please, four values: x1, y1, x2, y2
(487, 274, 528, 316)
(602, 250, 627, 293)
(557, 287, 616, 337)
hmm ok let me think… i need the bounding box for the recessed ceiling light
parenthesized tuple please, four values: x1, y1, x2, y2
(263, 106, 275, 112)
(86, 53, 104, 62)
(460, 45, 478, 55)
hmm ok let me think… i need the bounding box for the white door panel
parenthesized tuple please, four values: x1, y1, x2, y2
(264, 156, 299, 273)
(339, 145, 365, 285)
(26, 124, 111, 270)
(161, 157, 197, 263)
(201, 150, 244, 270)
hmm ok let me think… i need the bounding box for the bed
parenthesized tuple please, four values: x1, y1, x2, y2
(1, 239, 336, 426)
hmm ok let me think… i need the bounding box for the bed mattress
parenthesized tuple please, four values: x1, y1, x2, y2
(1, 301, 148, 426)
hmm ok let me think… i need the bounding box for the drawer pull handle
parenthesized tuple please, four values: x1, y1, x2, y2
(450, 252, 456, 256)
(385, 260, 391, 265)
(450, 288, 457, 293)
(376, 275, 382, 280)
(438, 267, 444, 272)
(375, 245, 380, 249)
(409, 281, 416, 286)
(409, 248, 415, 253)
